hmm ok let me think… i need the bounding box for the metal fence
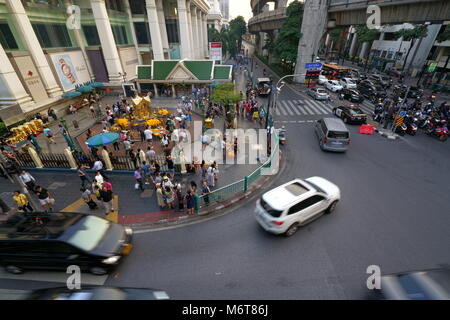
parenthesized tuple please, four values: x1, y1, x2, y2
(197, 132, 280, 211)
(39, 153, 71, 168)
(16, 152, 36, 168)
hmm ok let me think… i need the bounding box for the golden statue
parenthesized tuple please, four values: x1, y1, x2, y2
(131, 94, 152, 120)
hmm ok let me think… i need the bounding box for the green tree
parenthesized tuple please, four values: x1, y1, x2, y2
(211, 83, 241, 125)
(229, 16, 247, 54)
(273, 0, 303, 66)
(394, 25, 428, 71)
(436, 25, 450, 43)
(354, 25, 380, 45)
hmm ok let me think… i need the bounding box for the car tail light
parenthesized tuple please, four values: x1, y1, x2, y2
(348, 138, 351, 144)
(273, 221, 284, 225)
(323, 137, 327, 144)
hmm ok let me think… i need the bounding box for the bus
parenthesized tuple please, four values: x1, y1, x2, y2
(321, 63, 352, 80)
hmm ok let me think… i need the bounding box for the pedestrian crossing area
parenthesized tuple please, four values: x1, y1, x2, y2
(274, 99, 375, 117)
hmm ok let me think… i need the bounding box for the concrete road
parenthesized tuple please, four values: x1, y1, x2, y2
(1, 61, 449, 300)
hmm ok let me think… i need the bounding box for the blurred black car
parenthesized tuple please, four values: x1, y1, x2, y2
(407, 86, 424, 99)
(0, 212, 133, 275)
(375, 268, 450, 300)
(27, 286, 170, 300)
(332, 105, 367, 124)
(341, 88, 364, 103)
(368, 74, 391, 88)
(357, 80, 386, 102)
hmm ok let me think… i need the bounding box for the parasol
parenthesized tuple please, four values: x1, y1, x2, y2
(86, 132, 120, 147)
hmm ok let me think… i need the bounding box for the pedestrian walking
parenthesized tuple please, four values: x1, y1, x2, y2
(92, 158, 108, 180)
(164, 186, 175, 209)
(77, 165, 91, 188)
(19, 170, 36, 191)
(90, 104, 96, 118)
(146, 146, 155, 162)
(201, 160, 207, 178)
(48, 108, 58, 121)
(102, 178, 113, 191)
(99, 185, 114, 215)
(202, 181, 211, 206)
(166, 155, 175, 180)
(13, 190, 33, 212)
(175, 181, 184, 212)
(43, 126, 56, 144)
(156, 183, 165, 209)
(81, 187, 98, 209)
(94, 171, 104, 185)
(141, 161, 151, 184)
(207, 166, 215, 188)
(134, 167, 144, 191)
(144, 126, 153, 144)
(185, 190, 194, 215)
(34, 186, 55, 212)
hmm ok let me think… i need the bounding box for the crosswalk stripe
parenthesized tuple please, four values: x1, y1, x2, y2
(281, 100, 295, 116)
(278, 103, 288, 116)
(359, 105, 373, 115)
(274, 105, 281, 116)
(0, 269, 109, 286)
(309, 100, 329, 114)
(303, 100, 321, 115)
(286, 100, 303, 115)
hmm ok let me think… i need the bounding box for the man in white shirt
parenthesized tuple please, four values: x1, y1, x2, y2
(92, 158, 109, 180)
(144, 127, 153, 143)
(19, 170, 36, 191)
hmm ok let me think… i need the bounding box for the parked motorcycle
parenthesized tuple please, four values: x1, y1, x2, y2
(394, 122, 408, 136)
(425, 119, 448, 142)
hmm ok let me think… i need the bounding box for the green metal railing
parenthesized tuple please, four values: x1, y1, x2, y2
(196, 131, 280, 212)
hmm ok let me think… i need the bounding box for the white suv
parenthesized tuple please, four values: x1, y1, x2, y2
(255, 177, 340, 236)
(339, 78, 357, 89)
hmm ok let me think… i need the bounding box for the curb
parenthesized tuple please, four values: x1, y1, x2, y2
(374, 127, 399, 140)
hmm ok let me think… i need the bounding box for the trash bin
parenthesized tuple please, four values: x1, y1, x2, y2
(73, 119, 79, 129)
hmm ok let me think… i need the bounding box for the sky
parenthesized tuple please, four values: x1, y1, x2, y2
(229, 0, 296, 22)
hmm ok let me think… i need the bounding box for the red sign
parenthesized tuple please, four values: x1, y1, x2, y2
(210, 42, 222, 48)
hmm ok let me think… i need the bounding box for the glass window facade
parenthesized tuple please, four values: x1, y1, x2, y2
(0, 23, 19, 50)
(166, 19, 180, 44)
(134, 22, 151, 44)
(111, 25, 128, 45)
(82, 25, 101, 46)
(129, 0, 145, 14)
(31, 23, 72, 48)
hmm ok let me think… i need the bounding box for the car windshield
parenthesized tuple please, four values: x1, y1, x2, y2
(317, 89, 327, 93)
(328, 131, 349, 139)
(65, 216, 110, 252)
(350, 90, 359, 95)
(260, 198, 283, 218)
(348, 108, 364, 115)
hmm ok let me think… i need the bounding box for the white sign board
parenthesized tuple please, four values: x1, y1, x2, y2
(209, 42, 222, 62)
(49, 50, 90, 91)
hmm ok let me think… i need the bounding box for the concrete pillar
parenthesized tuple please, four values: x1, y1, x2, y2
(6, 0, 62, 97)
(90, 0, 124, 83)
(153, 83, 159, 97)
(379, 32, 385, 41)
(172, 84, 176, 98)
(294, 0, 329, 83)
(186, 1, 195, 59)
(64, 147, 78, 169)
(146, 0, 164, 60)
(191, 6, 199, 59)
(124, 0, 143, 64)
(359, 42, 369, 59)
(156, 0, 169, 52)
(258, 32, 265, 56)
(197, 9, 204, 59)
(349, 32, 358, 57)
(177, 0, 192, 59)
(28, 147, 43, 169)
(202, 13, 208, 58)
(101, 148, 113, 171)
(0, 42, 35, 110)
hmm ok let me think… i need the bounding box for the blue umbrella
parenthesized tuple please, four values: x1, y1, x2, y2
(77, 85, 93, 93)
(90, 82, 105, 88)
(62, 91, 82, 98)
(87, 132, 120, 147)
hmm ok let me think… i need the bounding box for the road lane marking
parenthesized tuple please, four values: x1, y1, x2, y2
(303, 100, 319, 115)
(286, 100, 302, 115)
(280, 100, 295, 116)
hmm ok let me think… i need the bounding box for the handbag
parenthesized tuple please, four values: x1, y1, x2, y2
(134, 183, 139, 190)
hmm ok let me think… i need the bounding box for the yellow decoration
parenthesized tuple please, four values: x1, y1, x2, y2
(157, 109, 170, 116)
(117, 118, 130, 129)
(146, 118, 161, 127)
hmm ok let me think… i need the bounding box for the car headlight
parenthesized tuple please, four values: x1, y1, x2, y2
(124, 227, 133, 236)
(102, 256, 121, 264)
